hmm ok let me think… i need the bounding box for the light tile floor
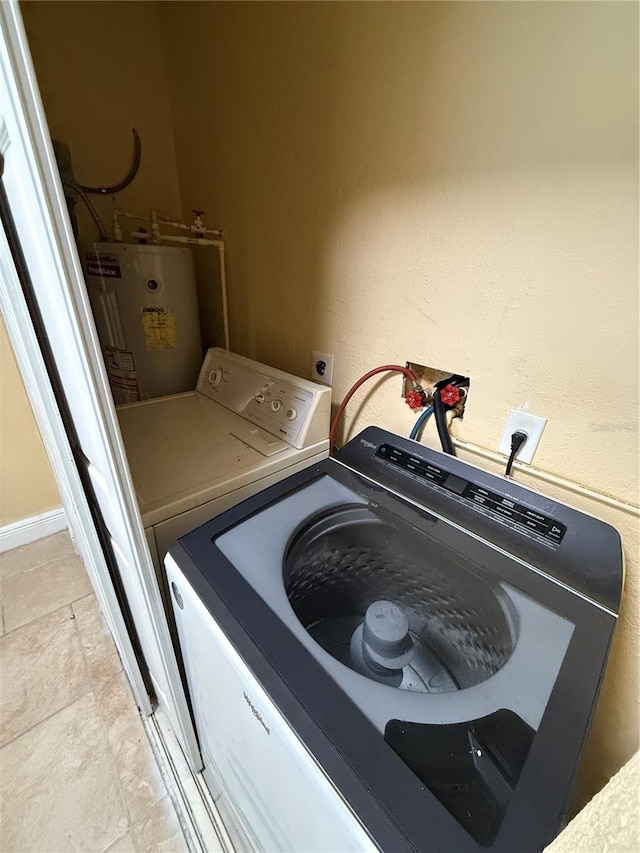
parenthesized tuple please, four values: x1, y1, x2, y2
(0, 531, 188, 853)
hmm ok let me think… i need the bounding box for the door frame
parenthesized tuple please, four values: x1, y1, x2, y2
(0, 216, 152, 715)
(0, 0, 201, 769)
(0, 0, 150, 713)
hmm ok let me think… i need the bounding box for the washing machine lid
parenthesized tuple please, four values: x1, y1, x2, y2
(117, 392, 322, 526)
(169, 427, 623, 852)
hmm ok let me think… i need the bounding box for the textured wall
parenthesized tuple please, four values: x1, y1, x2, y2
(159, 0, 638, 496)
(21, 0, 182, 243)
(545, 750, 639, 851)
(159, 0, 638, 803)
(0, 317, 60, 526)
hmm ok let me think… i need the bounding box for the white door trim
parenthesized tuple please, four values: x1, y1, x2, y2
(0, 218, 151, 714)
(0, 1, 202, 767)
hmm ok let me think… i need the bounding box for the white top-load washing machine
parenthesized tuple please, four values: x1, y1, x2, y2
(117, 347, 331, 575)
(166, 426, 623, 853)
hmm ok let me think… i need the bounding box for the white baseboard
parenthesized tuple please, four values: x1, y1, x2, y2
(0, 507, 67, 553)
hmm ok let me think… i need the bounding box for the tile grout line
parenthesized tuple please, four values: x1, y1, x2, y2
(1, 535, 168, 849)
(0, 590, 94, 639)
(0, 687, 93, 752)
(71, 597, 140, 847)
(1, 688, 140, 853)
(6, 548, 77, 576)
(110, 794, 177, 853)
(102, 821, 140, 853)
(0, 593, 150, 853)
(71, 592, 178, 852)
(1, 594, 104, 750)
(79, 689, 138, 845)
(1, 538, 144, 851)
(0, 538, 76, 579)
(71, 593, 178, 850)
(92, 692, 172, 853)
(0, 557, 92, 636)
(104, 793, 189, 853)
(0, 600, 102, 750)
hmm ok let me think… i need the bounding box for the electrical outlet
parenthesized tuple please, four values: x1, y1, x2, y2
(499, 410, 547, 464)
(311, 351, 334, 386)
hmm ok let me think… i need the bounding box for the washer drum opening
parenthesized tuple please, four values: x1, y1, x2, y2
(284, 505, 515, 693)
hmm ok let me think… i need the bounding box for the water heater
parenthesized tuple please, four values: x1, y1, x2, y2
(81, 242, 203, 404)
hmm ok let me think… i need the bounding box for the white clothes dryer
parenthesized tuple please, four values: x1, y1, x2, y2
(117, 347, 331, 584)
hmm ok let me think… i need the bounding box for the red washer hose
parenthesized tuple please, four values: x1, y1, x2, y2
(329, 365, 418, 453)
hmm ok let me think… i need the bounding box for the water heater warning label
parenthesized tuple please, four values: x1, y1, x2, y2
(104, 347, 140, 403)
(142, 306, 177, 350)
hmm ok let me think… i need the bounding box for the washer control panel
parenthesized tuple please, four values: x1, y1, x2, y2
(333, 426, 623, 613)
(196, 348, 331, 450)
(376, 443, 567, 545)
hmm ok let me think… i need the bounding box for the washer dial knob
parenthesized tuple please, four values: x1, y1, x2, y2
(270, 399, 282, 413)
(254, 393, 265, 405)
(208, 368, 223, 387)
(286, 408, 298, 421)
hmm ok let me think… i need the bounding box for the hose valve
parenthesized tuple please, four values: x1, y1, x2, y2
(405, 380, 428, 410)
(440, 384, 462, 407)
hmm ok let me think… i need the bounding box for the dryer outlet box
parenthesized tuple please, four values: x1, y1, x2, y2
(312, 351, 334, 386)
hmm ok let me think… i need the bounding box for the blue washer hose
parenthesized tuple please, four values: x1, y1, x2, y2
(409, 405, 434, 441)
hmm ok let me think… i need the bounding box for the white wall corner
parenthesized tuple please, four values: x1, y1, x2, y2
(0, 507, 67, 553)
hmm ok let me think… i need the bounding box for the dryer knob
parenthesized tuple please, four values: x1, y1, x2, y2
(208, 369, 223, 387)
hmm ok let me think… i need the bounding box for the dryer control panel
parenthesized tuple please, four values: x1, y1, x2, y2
(197, 348, 331, 450)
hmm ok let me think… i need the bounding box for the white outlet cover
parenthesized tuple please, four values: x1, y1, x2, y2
(311, 351, 334, 386)
(498, 410, 547, 464)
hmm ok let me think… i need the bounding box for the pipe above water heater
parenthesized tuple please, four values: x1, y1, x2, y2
(131, 230, 218, 247)
(157, 211, 223, 239)
(217, 240, 230, 358)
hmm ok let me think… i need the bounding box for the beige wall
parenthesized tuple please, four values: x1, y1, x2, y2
(545, 750, 639, 852)
(158, 0, 639, 803)
(21, 1, 182, 243)
(0, 317, 60, 526)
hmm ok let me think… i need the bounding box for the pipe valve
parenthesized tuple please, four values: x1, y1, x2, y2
(405, 380, 428, 410)
(439, 384, 462, 407)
